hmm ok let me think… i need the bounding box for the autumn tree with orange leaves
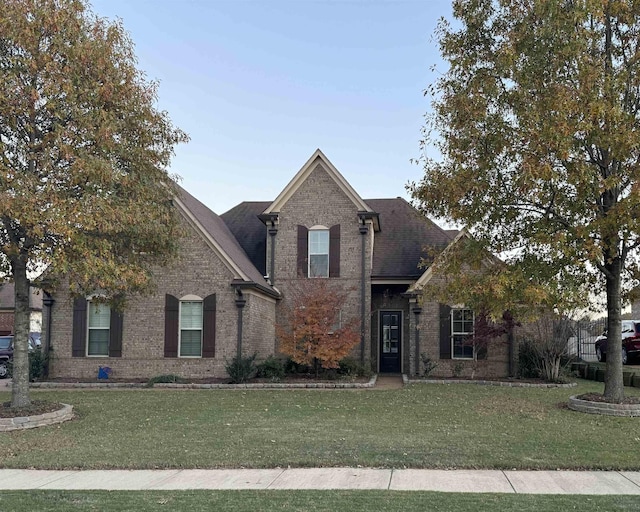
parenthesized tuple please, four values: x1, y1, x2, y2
(276, 279, 359, 374)
(0, 0, 187, 408)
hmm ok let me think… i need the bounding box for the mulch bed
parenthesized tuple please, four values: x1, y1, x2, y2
(0, 400, 63, 418)
(577, 393, 640, 405)
(42, 374, 370, 385)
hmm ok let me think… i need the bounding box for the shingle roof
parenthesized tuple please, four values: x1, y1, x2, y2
(365, 198, 454, 279)
(174, 186, 273, 289)
(220, 202, 270, 277)
(220, 197, 454, 281)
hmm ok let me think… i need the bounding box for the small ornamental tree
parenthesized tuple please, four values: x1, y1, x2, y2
(276, 279, 359, 375)
(0, 0, 188, 408)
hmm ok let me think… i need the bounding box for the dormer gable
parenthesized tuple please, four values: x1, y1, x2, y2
(263, 150, 378, 230)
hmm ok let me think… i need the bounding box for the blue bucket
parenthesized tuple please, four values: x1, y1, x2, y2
(98, 366, 112, 380)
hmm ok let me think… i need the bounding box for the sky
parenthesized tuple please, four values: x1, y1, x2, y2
(90, 0, 454, 215)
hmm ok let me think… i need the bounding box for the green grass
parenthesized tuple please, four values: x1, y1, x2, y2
(0, 491, 639, 512)
(0, 379, 638, 470)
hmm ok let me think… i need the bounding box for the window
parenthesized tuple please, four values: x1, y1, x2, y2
(180, 300, 203, 357)
(87, 301, 110, 356)
(452, 308, 474, 359)
(309, 229, 329, 278)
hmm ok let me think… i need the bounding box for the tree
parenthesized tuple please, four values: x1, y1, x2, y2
(0, 0, 188, 407)
(518, 313, 574, 382)
(276, 279, 359, 374)
(412, 0, 640, 402)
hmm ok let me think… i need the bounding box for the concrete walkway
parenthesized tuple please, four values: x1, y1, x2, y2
(0, 468, 639, 494)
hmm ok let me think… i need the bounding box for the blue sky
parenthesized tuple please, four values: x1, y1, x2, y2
(91, 0, 453, 214)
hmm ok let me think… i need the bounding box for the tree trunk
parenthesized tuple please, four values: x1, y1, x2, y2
(11, 257, 31, 408)
(604, 261, 624, 402)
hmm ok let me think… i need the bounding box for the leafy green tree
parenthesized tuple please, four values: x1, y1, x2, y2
(412, 0, 640, 402)
(0, 0, 188, 407)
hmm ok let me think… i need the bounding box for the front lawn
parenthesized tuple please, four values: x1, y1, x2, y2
(1, 491, 639, 512)
(0, 380, 637, 470)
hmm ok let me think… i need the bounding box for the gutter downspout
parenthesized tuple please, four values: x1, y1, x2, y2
(235, 290, 246, 358)
(412, 303, 422, 377)
(268, 222, 277, 285)
(43, 292, 54, 378)
(359, 222, 369, 366)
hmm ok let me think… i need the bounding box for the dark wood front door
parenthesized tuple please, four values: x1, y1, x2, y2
(380, 311, 401, 373)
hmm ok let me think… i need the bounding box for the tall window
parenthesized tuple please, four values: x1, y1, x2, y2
(87, 302, 110, 356)
(452, 308, 474, 359)
(309, 229, 329, 278)
(180, 301, 203, 357)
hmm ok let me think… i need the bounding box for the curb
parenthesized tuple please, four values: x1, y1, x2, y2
(568, 395, 640, 417)
(0, 403, 73, 432)
(406, 378, 577, 388)
(29, 375, 378, 390)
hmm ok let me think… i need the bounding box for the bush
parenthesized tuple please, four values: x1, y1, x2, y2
(225, 353, 257, 383)
(420, 354, 438, 377)
(256, 356, 285, 381)
(7, 347, 50, 382)
(337, 357, 372, 378)
(147, 374, 187, 387)
(518, 339, 541, 378)
(284, 358, 309, 375)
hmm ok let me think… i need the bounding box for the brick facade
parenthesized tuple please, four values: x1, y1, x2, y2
(47, 211, 276, 380)
(270, 163, 373, 365)
(47, 151, 510, 381)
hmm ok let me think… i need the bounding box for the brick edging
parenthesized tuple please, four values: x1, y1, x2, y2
(405, 377, 577, 388)
(30, 375, 378, 390)
(0, 403, 73, 432)
(568, 395, 640, 417)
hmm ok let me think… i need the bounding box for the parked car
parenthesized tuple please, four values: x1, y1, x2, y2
(0, 333, 40, 378)
(594, 320, 640, 364)
(0, 335, 12, 379)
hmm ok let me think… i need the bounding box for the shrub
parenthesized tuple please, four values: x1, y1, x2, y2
(256, 356, 285, 381)
(225, 353, 257, 383)
(420, 354, 438, 377)
(518, 339, 541, 379)
(147, 374, 187, 387)
(338, 357, 372, 378)
(7, 347, 50, 382)
(29, 347, 49, 381)
(284, 358, 309, 375)
(518, 314, 574, 382)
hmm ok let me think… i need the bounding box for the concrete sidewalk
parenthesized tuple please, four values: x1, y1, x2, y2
(0, 468, 639, 494)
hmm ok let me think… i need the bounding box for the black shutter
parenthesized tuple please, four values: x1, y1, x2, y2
(297, 225, 308, 277)
(164, 294, 179, 357)
(439, 304, 452, 360)
(109, 310, 123, 357)
(202, 294, 216, 358)
(72, 298, 88, 357)
(329, 224, 340, 277)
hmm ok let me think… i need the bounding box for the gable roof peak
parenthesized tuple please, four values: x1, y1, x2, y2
(263, 149, 374, 215)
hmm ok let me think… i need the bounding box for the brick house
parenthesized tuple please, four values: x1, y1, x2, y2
(44, 149, 509, 379)
(0, 282, 43, 336)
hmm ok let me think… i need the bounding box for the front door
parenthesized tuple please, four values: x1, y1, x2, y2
(380, 311, 401, 373)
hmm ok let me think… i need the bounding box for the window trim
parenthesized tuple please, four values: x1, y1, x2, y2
(86, 300, 111, 358)
(451, 308, 474, 360)
(308, 226, 330, 278)
(179, 295, 203, 358)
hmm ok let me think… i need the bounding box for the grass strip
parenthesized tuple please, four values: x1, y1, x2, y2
(0, 490, 638, 512)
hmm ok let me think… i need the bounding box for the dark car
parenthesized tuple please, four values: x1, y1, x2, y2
(0, 335, 13, 379)
(595, 321, 640, 365)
